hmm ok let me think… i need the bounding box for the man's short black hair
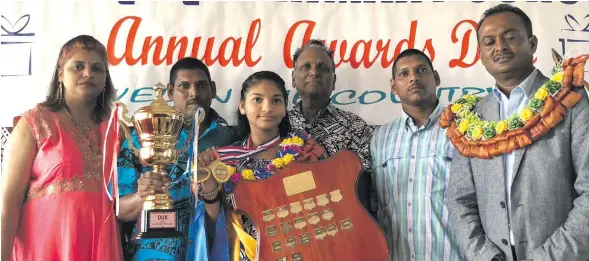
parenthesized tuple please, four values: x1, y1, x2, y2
(477, 4, 533, 38)
(391, 49, 434, 79)
(169, 57, 212, 84)
(292, 39, 336, 71)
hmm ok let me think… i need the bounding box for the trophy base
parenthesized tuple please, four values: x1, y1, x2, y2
(132, 209, 183, 240)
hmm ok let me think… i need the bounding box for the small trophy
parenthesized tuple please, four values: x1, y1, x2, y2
(118, 83, 184, 239)
(192, 109, 234, 183)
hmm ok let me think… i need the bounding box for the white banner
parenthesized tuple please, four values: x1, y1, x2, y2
(1, 0, 588, 127)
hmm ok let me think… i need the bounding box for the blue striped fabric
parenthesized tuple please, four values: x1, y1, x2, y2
(370, 103, 465, 261)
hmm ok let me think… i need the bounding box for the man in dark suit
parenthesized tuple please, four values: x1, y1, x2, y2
(445, 4, 589, 261)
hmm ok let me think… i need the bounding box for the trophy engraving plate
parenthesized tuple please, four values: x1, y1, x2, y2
(291, 252, 303, 261)
(280, 221, 293, 234)
(299, 233, 311, 245)
(326, 224, 338, 236)
(341, 218, 353, 231)
(290, 202, 302, 214)
(294, 216, 306, 229)
(316, 194, 329, 206)
(263, 209, 275, 222)
(271, 241, 283, 252)
(321, 208, 334, 221)
(286, 236, 297, 248)
(276, 206, 289, 218)
(148, 212, 176, 228)
(308, 212, 320, 225)
(314, 227, 327, 240)
(266, 225, 278, 237)
(330, 189, 343, 202)
(282, 171, 316, 196)
(303, 198, 316, 210)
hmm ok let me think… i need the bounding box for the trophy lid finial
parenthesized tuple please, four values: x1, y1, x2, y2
(154, 82, 166, 96)
(151, 82, 169, 107)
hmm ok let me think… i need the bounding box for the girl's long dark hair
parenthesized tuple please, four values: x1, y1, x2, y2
(40, 35, 115, 123)
(234, 71, 291, 141)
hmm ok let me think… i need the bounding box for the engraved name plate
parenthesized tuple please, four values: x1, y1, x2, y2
(282, 171, 316, 196)
(326, 224, 338, 236)
(262, 209, 275, 222)
(294, 216, 307, 229)
(316, 194, 329, 206)
(330, 189, 343, 202)
(341, 218, 353, 231)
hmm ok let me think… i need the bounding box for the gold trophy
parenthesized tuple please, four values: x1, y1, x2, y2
(118, 83, 184, 239)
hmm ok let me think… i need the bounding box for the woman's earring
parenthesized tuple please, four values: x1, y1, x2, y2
(102, 88, 106, 107)
(58, 82, 64, 104)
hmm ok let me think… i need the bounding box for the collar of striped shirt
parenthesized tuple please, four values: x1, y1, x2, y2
(399, 101, 444, 132)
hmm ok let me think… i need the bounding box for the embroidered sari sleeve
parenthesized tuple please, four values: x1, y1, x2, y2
(22, 106, 55, 148)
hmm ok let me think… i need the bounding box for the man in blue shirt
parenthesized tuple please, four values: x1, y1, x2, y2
(117, 57, 234, 261)
(370, 49, 464, 261)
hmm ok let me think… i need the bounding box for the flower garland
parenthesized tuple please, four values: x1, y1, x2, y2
(449, 71, 564, 141)
(439, 52, 588, 159)
(222, 133, 307, 193)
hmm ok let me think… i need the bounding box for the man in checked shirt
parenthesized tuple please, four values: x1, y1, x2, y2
(370, 49, 465, 261)
(289, 39, 375, 212)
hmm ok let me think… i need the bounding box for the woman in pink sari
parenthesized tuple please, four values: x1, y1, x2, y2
(0, 35, 122, 261)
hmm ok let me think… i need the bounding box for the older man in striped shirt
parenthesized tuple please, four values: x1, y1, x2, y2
(370, 49, 465, 261)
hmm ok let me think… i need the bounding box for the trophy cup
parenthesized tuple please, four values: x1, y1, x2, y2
(118, 83, 184, 239)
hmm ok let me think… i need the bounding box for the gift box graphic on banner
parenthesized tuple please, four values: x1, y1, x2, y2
(1, 14, 35, 77)
(558, 13, 589, 72)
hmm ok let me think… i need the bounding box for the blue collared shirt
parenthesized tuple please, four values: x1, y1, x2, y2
(491, 69, 538, 245)
(370, 103, 464, 261)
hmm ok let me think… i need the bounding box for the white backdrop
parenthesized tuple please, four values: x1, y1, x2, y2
(1, 0, 588, 128)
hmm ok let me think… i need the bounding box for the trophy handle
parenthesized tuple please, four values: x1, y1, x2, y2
(116, 102, 140, 155)
(117, 101, 133, 124)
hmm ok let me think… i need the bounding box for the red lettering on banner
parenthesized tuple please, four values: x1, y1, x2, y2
(283, 20, 435, 69)
(449, 19, 538, 68)
(107, 16, 261, 66)
(283, 20, 315, 68)
(449, 19, 480, 68)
